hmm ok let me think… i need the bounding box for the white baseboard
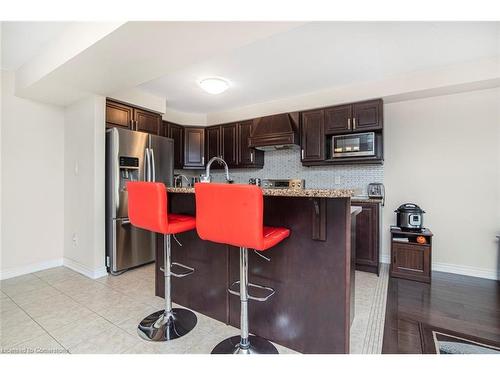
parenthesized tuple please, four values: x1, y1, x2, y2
(380, 255, 499, 280)
(0, 258, 63, 280)
(431, 262, 499, 281)
(63, 258, 108, 279)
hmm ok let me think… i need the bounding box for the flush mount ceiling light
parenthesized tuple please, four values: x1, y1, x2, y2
(198, 77, 230, 95)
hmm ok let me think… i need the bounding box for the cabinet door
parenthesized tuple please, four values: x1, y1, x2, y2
(168, 123, 184, 169)
(355, 203, 379, 274)
(106, 101, 133, 129)
(238, 120, 263, 167)
(352, 99, 383, 132)
(221, 123, 238, 167)
(184, 127, 205, 168)
(134, 108, 161, 135)
(324, 105, 352, 135)
(205, 126, 221, 163)
(160, 121, 169, 137)
(300, 110, 325, 162)
(391, 243, 430, 282)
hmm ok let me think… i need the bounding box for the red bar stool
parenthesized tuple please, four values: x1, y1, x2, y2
(195, 183, 290, 354)
(127, 181, 197, 341)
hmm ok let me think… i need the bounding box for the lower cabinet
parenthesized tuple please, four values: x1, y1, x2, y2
(390, 228, 433, 283)
(354, 202, 380, 275)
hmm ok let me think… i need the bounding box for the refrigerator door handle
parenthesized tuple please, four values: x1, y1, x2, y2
(150, 148, 156, 182)
(144, 148, 150, 182)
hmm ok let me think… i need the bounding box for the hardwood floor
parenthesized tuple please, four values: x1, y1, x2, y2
(382, 271, 500, 353)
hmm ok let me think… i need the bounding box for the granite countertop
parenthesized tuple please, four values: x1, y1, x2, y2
(351, 196, 384, 204)
(167, 186, 355, 198)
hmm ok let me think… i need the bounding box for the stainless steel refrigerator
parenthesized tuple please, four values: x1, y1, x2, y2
(105, 127, 174, 274)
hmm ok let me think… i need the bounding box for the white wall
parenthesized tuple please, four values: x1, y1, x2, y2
(0, 70, 65, 279)
(383, 88, 500, 280)
(64, 95, 106, 278)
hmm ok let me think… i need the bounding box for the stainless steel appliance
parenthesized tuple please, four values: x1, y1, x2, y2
(368, 182, 385, 206)
(106, 127, 174, 274)
(395, 203, 425, 231)
(332, 132, 375, 158)
(249, 178, 305, 189)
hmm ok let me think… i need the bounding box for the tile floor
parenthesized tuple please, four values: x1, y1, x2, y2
(1, 264, 384, 354)
(0, 264, 297, 354)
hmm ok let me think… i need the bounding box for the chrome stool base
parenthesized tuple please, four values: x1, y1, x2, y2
(211, 335, 278, 354)
(137, 308, 197, 341)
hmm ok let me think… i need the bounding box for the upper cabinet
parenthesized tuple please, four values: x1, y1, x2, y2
(162, 121, 184, 169)
(352, 99, 383, 132)
(205, 126, 222, 162)
(184, 127, 205, 169)
(106, 100, 134, 129)
(301, 110, 325, 162)
(324, 99, 383, 135)
(221, 123, 238, 167)
(106, 99, 161, 135)
(134, 108, 161, 135)
(238, 120, 264, 167)
(204, 121, 264, 169)
(301, 98, 384, 166)
(324, 105, 352, 135)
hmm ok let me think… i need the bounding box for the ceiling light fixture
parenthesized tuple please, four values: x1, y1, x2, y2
(198, 77, 229, 95)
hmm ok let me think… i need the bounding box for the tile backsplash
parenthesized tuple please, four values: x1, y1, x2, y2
(176, 148, 383, 195)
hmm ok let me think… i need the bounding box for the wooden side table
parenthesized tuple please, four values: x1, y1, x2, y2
(390, 227, 433, 283)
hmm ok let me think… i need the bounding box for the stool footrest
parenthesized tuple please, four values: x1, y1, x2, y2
(171, 262, 195, 278)
(228, 281, 275, 302)
(159, 263, 195, 278)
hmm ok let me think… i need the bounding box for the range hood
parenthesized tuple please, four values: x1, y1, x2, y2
(248, 112, 300, 151)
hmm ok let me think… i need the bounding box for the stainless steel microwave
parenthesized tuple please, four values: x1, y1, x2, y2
(332, 132, 375, 158)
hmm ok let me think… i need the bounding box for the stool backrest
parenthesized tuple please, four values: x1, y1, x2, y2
(195, 183, 263, 249)
(127, 182, 168, 234)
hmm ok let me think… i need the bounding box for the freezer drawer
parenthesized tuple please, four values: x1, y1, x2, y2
(111, 218, 155, 272)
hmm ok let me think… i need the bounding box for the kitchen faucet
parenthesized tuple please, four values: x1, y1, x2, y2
(200, 157, 233, 183)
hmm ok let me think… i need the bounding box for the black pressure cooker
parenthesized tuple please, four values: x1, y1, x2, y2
(395, 203, 425, 231)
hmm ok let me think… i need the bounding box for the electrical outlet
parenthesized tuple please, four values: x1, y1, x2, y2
(72, 233, 78, 247)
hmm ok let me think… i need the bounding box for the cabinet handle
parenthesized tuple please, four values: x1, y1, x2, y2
(347, 118, 351, 130)
(202, 156, 205, 165)
(353, 118, 356, 130)
(250, 152, 254, 163)
(301, 149, 304, 160)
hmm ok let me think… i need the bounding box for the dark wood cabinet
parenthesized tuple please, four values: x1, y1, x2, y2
(106, 100, 134, 129)
(238, 120, 264, 167)
(300, 99, 384, 166)
(390, 228, 433, 283)
(324, 105, 352, 135)
(134, 108, 161, 135)
(205, 126, 222, 161)
(355, 202, 380, 275)
(301, 110, 325, 162)
(221, 123, 238, 167)
(352, 99, 383, 132)
(184, 127, 205, 168)
(163, 122, 184, 169)
(106, 99, 161, 135)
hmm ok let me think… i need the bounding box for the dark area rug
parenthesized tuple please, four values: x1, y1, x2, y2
(419, 323, 500, 354)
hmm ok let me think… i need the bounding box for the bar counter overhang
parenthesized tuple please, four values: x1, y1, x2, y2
(154, 187, 358, 354)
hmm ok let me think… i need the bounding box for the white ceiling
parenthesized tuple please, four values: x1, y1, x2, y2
(1, 21, 73, 71)
(139, 22, 500, 114)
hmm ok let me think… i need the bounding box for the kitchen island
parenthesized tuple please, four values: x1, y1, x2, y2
(155, 186, 358, 353)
